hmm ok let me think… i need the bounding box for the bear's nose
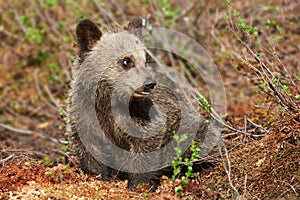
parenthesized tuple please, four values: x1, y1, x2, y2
(144, 78, 157, 90)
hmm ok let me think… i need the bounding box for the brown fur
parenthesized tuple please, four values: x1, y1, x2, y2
(68, 18, 219, 190)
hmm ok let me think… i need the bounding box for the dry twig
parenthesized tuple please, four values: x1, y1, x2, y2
(218, 142, 241, 199)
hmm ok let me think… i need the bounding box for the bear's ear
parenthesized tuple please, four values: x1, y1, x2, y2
(124, 17, 145, 40)
(76, 19, 102, 60)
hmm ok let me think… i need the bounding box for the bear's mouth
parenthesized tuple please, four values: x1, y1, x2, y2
(133, 87, 152, 97)
(135, 91, 150, 95)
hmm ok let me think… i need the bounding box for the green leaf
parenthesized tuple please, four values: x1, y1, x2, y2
(174, 185, 183, 193)
(181, 176, 189, 184)
(222, 13, 229, 20)
(173, 131, 179, 141)
(225, 0, 231, 9)
(44, 156, 53, 166)
(174, 167, 181, 175)
(20, 15, 30, 26)
(178, 133, 188, 142)
(46, 0, 58, 7)
(45, 170, 53, 176)
(60, 145, 68, 152)
(233, 10, 239, 17)
(175, 147, 182, 155)
(25, 28, 44, 43)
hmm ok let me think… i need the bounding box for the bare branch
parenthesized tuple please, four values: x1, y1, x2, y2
(243, 116, 247, 143)
(247, 118, 269, 134)
(0, 154, 15, 164)
(0, 123, 68, 145)
(218, 142, 241, 199)
(0, 123, 34, 135)
(44, 85, 61, 108)
(12, 9, 27, 34)
(34, 68, 57, 110)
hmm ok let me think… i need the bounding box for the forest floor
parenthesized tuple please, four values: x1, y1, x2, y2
(0, 0, 299, 199)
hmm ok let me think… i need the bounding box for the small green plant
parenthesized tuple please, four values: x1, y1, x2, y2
(137, 184, 149, 198)
(282, 84, 292, 96)
(171, 132, 187, 181)
(233, 9, 240, 18)
(60, 145, 68, 153)
(43, 156, 54, 166)
(20, 15, 30, 26)
(60, 156, 65, 162)
(20, 14, 45, 44)
(237, 19, 258, 37)
(57, 106, 64, 118)
(222, 13, 229, 20)
(157, 0, 180, 27)
(171, 131, 201, 196)
(143, 190, 149, 198)
(198, 97, 212, 114)
(45, 170, 53, 176)
(225, 0, 231, 9)
(25, 28, 45, 43)
(222, 0, 299, 113)
(45, 0, 59, 7)
(48, 62, 60, 82)
(174, 185, 184, 197)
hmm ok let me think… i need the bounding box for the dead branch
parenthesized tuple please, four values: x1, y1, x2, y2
(243, 116, 247, 143)
(247, 118, 269, 134)
(44, 85, 61, 108)
(34, 68, 58, 110)
(12, 9, 27, 34)
(0, 26, 19, 40)
(0, 154, 15, 164)
(0, 123, 34, 135)
(0, 123, 68, 145)
(218, 141, 241, 199)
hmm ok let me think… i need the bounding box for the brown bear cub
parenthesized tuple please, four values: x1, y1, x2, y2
(68, 17, 219, 190)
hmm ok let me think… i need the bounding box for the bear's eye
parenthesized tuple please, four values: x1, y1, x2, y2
(122, 57, 134, 68)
